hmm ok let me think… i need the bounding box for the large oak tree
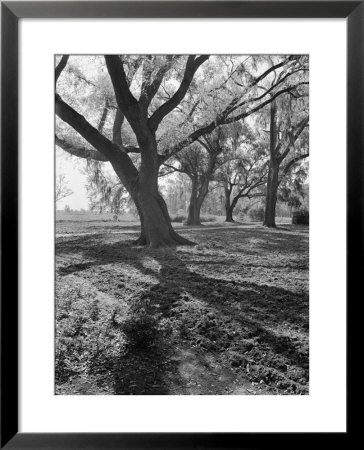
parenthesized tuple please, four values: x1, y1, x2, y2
(56, 55, 308, 246)
(56, 55, 208, 247)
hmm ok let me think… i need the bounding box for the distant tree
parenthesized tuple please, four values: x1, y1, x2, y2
(263, 96, 309, 227)
(164, 128, 227, 225)
(162, 175, 190, 215)
(278, 162, 309, 214)
(214, 122, 267, 222)
(56, 174, 73, 202)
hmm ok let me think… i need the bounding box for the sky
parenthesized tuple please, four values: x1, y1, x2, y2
(56, 149, 89, 210)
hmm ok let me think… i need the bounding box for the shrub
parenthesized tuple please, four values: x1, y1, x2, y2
(171, 214, 186, 223)
(292, 209, 309, 225)
(248, 206, 265, 222)
(170, 214, 216, 223)
(200, 214, 217, 222)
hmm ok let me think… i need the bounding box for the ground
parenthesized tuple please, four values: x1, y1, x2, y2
(55, 213, 309, 395)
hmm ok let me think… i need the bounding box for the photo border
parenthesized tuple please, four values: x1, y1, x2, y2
(1, 1, 359, 447)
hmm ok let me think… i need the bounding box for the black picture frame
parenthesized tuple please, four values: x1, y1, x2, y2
(1, 1, 358, 448)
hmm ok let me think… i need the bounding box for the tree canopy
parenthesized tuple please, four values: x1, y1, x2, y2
(56, 54, 309, 245)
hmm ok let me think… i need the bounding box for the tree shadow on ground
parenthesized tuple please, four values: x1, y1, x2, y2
(184, 226, 309, 255)
(56, 230, 309, 394)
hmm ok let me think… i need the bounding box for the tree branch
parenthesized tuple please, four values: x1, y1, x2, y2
(163, 162, 187, 174)
(112, 108, 124, 147)
(148, 55, 209, 132)
(281, 152, 309, 179)
(224, 85, 305, 125)
(55, 55, 69, 84)
(251, 56, 293, 87)
(104, 55, 141, 128)
(161, 84, 305, 163)
(278, 116, 309, 162)
(227, 80, 308, 118)
(98, 100, 109, 133)
(139, 55, 175, 111)
(55, 135, 108, 161)
(55, 94, 115, 160)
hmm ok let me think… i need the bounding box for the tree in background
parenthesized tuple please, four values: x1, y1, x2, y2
(55, 174, 73, 203)
(162, 175, 190, 215)
(164, 128, 227, 225)
(263, 94, 309, 228)
(214, 121, 267, 222)
(278, 161, 309, 214)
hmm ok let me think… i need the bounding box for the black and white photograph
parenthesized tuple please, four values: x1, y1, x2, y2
(55, 54, 309, 396)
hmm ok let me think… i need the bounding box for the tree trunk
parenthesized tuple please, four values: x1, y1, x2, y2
(131, 197, 147, 245)
(263, 162, 279, 227)
(225, 206, 234, 222)
(224, 186, 236, 222)
(186, 198, 202, 225)
(226, 197, 240, 223)
(186, 178, 202, 225)
(111, 151, 194, 248)
(137, 187, 193, 247)
(186, 176, 210, 226)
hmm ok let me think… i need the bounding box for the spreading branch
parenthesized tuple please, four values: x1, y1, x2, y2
(148, 55, 209, 132)
(161, 84, 307, 164)
(97, 100, 110, 133)
(55, 94, 115, 160)
(104, 55, 141, 128)
(55, 135, 108, 161)
(278, 116, 309, 162)
(281, 153, 309, 179)
(55, 55, 69, 83)
(139, 55, 176, 111)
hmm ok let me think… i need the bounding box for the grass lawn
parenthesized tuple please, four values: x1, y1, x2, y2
(56, 217, 309, 395)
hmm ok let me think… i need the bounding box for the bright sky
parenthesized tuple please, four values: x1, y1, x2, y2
(56, 148, 89, 210)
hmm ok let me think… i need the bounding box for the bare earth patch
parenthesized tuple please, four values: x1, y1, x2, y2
(55, 224, 309, 395)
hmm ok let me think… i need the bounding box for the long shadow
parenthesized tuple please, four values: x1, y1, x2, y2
(56, 233, 309, 389)
(183, 226, 309, 256)
(56, 237, 184, 394)
(145, 250, 309, 372)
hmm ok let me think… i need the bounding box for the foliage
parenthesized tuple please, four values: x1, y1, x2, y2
(85, 160, 129, 214)
(292, 209, 309, 225)
(171, 213, 217, 223)
(279, 163, 309, 209)
(56, 54, 309, 182)
(248, 205, 266, 221)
